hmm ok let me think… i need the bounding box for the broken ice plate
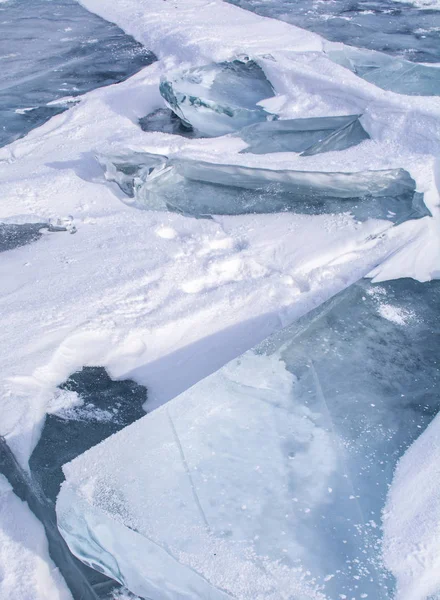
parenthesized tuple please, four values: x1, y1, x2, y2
(237, 114, 370, 155)
(97, 151, 431, 223)
(159, 57, 277, 136)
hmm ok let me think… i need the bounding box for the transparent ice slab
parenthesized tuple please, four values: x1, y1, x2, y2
(327, 46, 440, 96)
(159, 58, 277, 136)
(225, 0, 440, 64)
(97, 152, 430, 223)
(237, 114, 370, 155)
(0, 0, 156, 148)
(56, 277, 440, 600)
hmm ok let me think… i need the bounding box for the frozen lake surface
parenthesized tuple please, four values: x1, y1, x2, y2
(0, 0, 156, 147)
(226, 0, 440, 62)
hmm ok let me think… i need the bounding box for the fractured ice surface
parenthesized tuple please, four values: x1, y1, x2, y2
(237, 114, 370, 155)
(327, 46, 440, 96)
(159, 58, 276, 136)
(226, 0, 440, 63)
(57, 277, 440, 600)
(98, 152, 430, 223)
(0, 0, 156, 147)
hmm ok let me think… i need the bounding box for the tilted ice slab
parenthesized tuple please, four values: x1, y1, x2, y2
(57, 277, 440, 600)
(98, 152, 430, 223)
(237, 114, 370, 155)
(159, 58, 276, 136)
(327, 45, 440, 96)
(0, 0, 156, 147)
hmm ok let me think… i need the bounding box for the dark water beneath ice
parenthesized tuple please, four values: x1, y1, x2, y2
(226, 0, 440, 63)
(0, 0, 156, 148)
(0, 368, 147, 599)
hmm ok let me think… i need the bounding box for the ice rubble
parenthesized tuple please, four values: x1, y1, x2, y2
(57, 277, 440, 600)
(98, 151, 430, 223)
(159, 58, 276, 136)
(237, 114, 370, 155)
(0, 0, 156, 147)
(139, 107, 370, 155)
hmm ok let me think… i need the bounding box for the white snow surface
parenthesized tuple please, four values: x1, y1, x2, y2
(383, 418, 440, 600)
(0, 0, 440, 598)
(0, 475, 72, 600)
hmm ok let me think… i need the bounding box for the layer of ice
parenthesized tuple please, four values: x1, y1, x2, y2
(0, 0, 156, 147)
(159, 58, 276, 136)
(327, 46, 440, 96)
(98, 152, 430, 223)
(237, 114, 370, 155)
(226, 0, 440, 63)
(57, 277, 440, 600)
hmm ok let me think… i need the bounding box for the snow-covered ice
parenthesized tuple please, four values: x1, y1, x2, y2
(0, 0, 439, 597)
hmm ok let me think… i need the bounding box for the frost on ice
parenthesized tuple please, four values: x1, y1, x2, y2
(97, 152, 430, 223)
(159, 57, 277, 136)
(56, 278, 440, 600)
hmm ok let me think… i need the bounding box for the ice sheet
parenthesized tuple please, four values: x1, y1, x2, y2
(98, 152, 429, 223)
(225, 0, 440, 63)
(0, 0, 156, 147)
(57, 277, 440, 600)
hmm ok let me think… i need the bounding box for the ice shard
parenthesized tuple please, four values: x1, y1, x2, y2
(159, 58, 277, 136)
(29, 367, 147, 503)
(327, 46, 440, 96)
(237, 114, 370, 155)
(97, 152, 430, 223)
(56, 277, 440, 600)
